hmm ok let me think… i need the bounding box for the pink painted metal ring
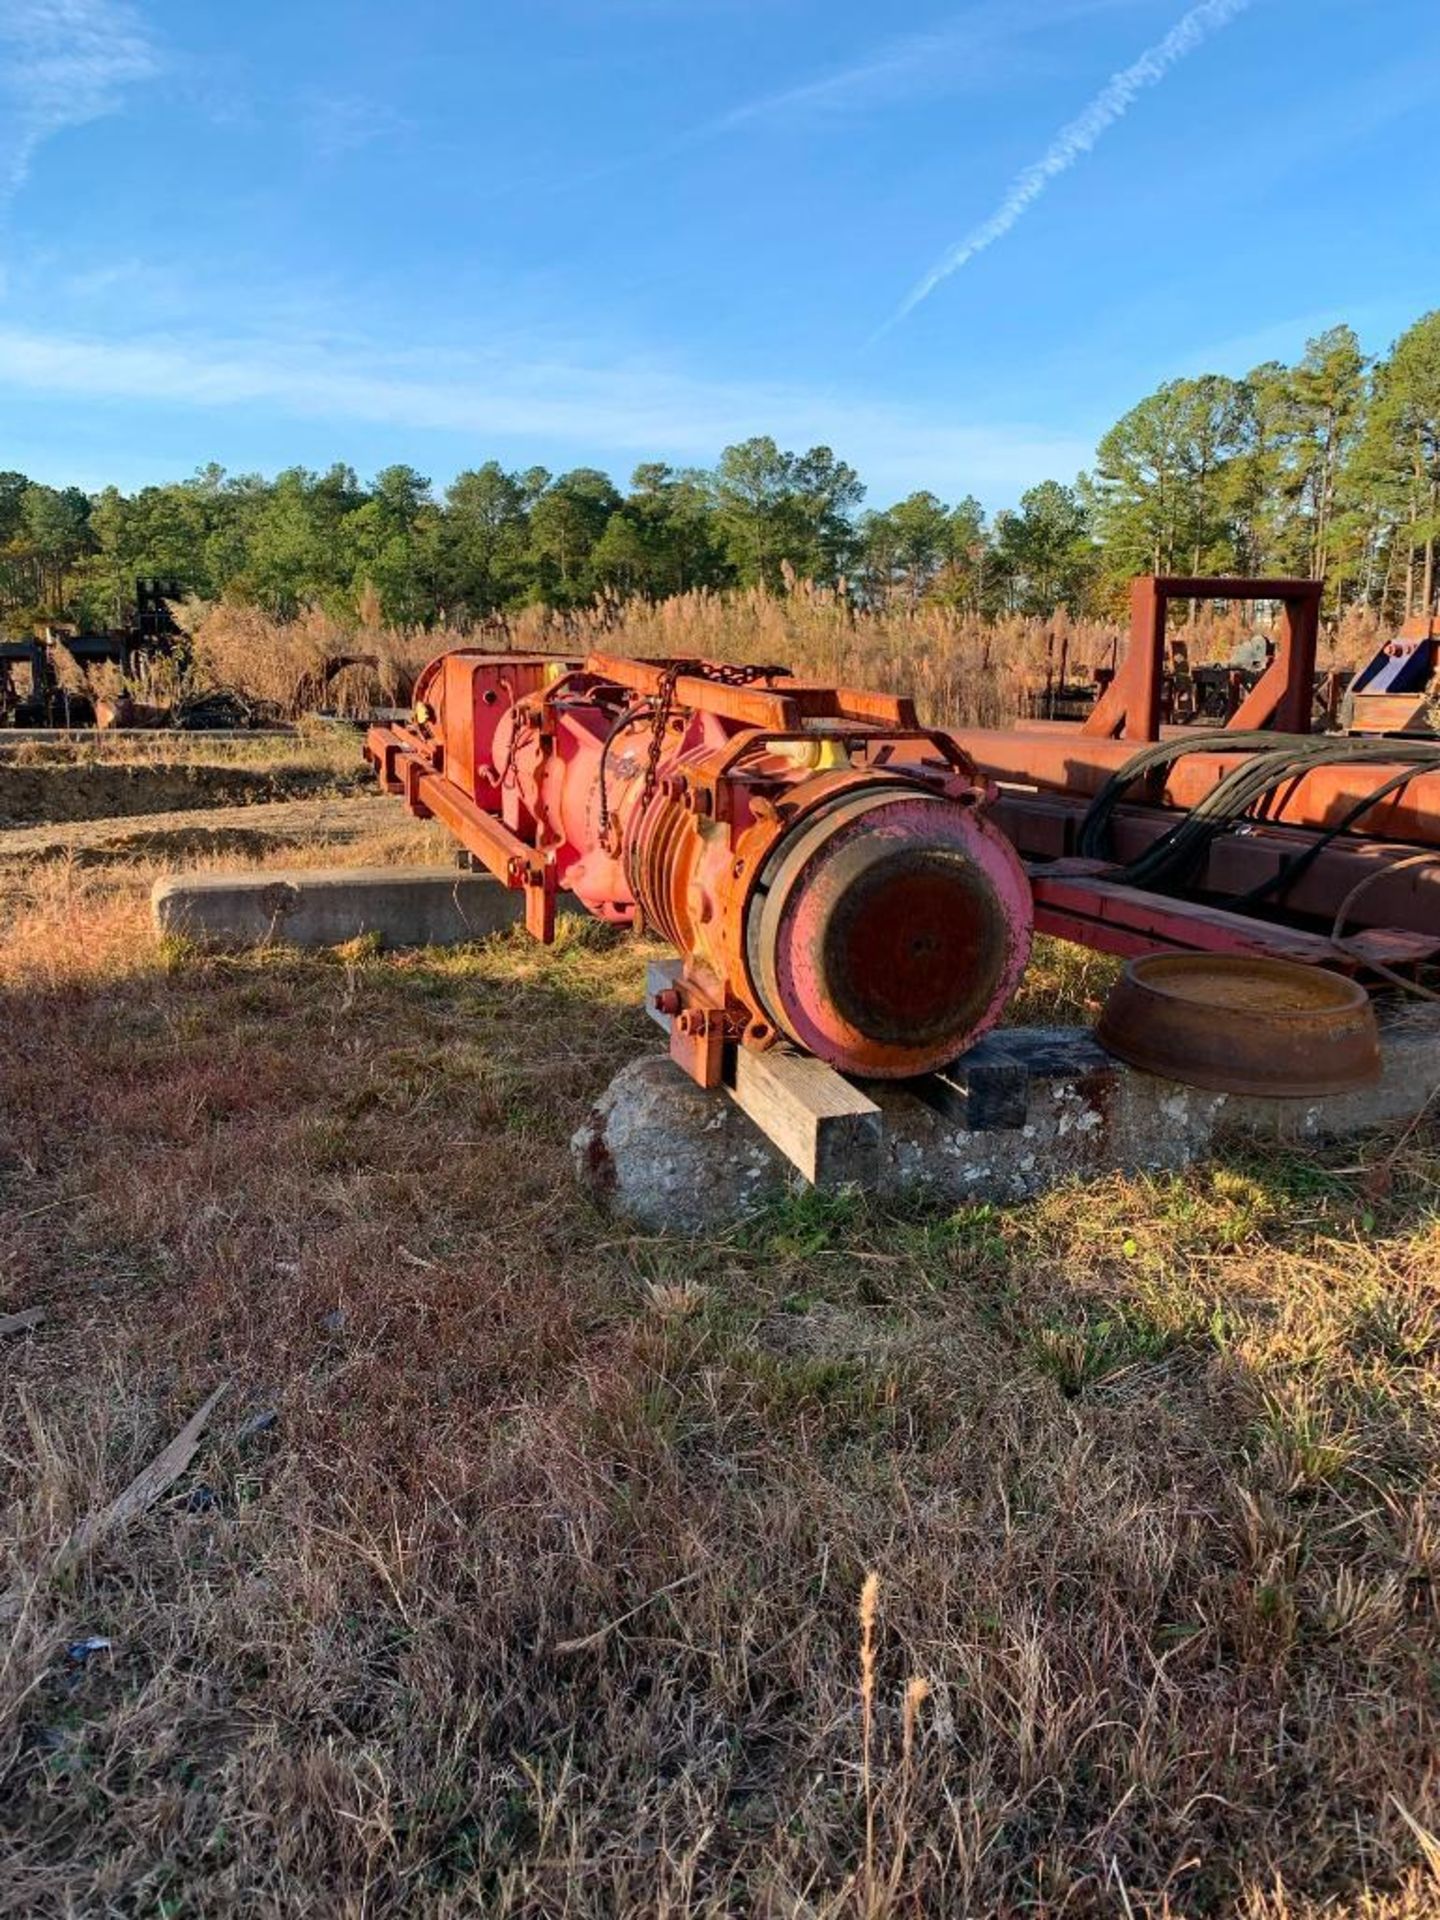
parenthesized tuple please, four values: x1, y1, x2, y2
(748, 788, 1033, 1078)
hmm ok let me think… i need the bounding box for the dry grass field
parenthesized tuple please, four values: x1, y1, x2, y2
(175, 587, 1388, 731)
(2, 728, 1439, 1917)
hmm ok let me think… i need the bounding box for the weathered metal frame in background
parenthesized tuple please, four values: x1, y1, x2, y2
(1083, 575, 1323, 742)
(957, 574, 1440, 972)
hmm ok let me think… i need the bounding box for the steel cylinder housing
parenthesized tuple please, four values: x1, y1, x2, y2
(745, 785, 1032, 1078)
(369, 647, 1039, 1088)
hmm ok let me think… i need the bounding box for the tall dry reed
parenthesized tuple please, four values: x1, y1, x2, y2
(176, 600, 445, 717)
(158, 584, 1386, 730)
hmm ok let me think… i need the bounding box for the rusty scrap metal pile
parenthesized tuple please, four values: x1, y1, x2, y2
(368, 575, 1440, 1095)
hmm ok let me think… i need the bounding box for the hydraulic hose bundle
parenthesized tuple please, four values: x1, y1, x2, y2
(1077, 731, 1440, 897)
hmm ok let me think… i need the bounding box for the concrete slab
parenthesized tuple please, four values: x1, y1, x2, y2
(152, 864, 528, 949)
(572, 1004, 1440, 1231)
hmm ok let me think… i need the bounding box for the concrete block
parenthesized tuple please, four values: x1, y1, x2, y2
(573, 1056, 782, 1234)
(152, 865, 528, 949)
(572, 1004, 1440, 1231)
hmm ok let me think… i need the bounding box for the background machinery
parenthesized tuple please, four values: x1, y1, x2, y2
(0, 578, 183, 726)
(1345, 614, 1440, 737)
(952, 576, 1440, 986)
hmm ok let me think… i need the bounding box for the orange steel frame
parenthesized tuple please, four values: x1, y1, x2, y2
(957, 575, 1440, 970)
(367, 584, 1440, 1044)
(1083, 575, 1323, 743)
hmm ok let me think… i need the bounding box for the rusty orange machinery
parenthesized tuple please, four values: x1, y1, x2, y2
(950, 575, 1440, 970)
(367, 652, 1033, 1087)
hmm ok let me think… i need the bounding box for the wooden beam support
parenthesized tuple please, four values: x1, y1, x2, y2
(644, 958, 884, 1186)
(728, 1045, 883, 1188)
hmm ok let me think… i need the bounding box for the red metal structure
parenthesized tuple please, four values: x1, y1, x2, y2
(1083, 575, 1322, 741)
(368, 651, 1032, 1086)
(953, 576, 1440, 975)
(369, 578, 1440, 1089)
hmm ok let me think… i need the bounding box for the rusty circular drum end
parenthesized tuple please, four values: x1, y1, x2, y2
(747, 787, 1033, 1079)
(1096, 953, 1382, 1098)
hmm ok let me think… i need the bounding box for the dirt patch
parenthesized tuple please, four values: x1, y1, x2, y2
(0, 794, 425, 867)
(60, 823, 307, 866)
(0, 759, 369, 828)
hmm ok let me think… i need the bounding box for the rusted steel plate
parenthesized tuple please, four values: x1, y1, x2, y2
(752, 788, 1032, 1079)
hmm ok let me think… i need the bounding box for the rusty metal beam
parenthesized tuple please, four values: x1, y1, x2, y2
(990, 792, 1440, 938)
(1229, 584, 1321, 733)
(367, 721, 557, 938)
(1030, 869, 1439, 971)
(1082, 574, 1167, 742)
(584, 653, 800, 730)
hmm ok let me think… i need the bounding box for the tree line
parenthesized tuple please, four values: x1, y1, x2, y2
(3, 309, 1439, 634)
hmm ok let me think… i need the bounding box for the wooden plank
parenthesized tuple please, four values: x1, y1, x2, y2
(728, 1045, 882, 1187)
(644, 958, 883, 1186)
(912, 1029, 1114, 1133)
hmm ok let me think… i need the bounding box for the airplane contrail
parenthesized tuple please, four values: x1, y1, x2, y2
(888, 0, 1256, 326)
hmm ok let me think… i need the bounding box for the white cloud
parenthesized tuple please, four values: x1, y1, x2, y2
(890, 0, 1256, 324)
(0, 324, 1094, 503)
(299, 91, 409, 162)
(711, 0, 1142, 132)
(712, 23, 1002, 130)
(0, 0, 162, 205)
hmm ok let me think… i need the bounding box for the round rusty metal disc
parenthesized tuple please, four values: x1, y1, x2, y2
(747, 787, 1032, 1078)
(1095, 953, 1381, 1097)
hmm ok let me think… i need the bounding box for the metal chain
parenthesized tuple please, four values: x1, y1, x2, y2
(640, 659, 789, 804)
(641, 661, 689, 812)
(701, 661, 790, 688)
(597, 658, 792, 855)
(495, 682, 527, 791)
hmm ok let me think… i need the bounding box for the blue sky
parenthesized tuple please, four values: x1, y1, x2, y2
(1, 0, 1436, 510)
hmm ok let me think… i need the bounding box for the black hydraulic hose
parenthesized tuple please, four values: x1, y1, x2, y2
(1118, 745, 1378, 891)
(1078, 731, 1440, 896)
(595, 699, 656, 846)
(1076, 731, 1309, 861)
(1227, 762, 1435, 909)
